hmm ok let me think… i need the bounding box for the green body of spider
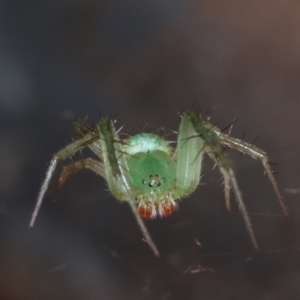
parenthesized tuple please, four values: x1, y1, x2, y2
(124, 134, 178, 218)
(30, 110, 287, 256)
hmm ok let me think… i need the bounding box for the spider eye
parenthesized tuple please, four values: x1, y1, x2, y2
(147, 174, 163, 188)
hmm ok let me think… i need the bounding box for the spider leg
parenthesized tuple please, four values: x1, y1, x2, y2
(30, 157, 58, 228)
(228, 168, 259, 249)
(97, 118, 159, 256)
(218, 134, 288, 217)
(174, 111, 204, 197)
(29, 132, 97, 228)
(206, 150, 259, 249)
(74, 119, 103, 160)
(127, 200, 160, 257)
(185, 110, 258, 248)
(220, 167, 231, 212)
(52, 158, 157, 254)
(56, 158, 105, 192)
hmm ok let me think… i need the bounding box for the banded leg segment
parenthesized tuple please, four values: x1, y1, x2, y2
(29, 132, 97, 228)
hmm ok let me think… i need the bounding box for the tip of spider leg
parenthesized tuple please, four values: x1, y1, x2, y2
(29, 218, 36, 229)
(55, 181, 64, 193)
(250, 238, 259, 250)
(284, 210, 289, 219)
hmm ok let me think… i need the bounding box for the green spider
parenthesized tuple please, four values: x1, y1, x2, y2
(29, 110, 287, 256)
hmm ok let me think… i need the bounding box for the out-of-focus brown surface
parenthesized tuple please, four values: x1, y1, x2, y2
(1, 0, 300, 299)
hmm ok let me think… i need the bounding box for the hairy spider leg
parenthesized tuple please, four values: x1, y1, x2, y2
(97, 118, 159, 256)
(74, 119, 104, 160)
(187, 110, 259, 249)
(55, 120, 106, 192)
(219, 166, 232, 212)
(29, 132, 97, 228)
(228, 168, 259, 248)
(218, 134, 288, 217)
(174, 112, 204, 197)
(215, 159, 258, 248)
(56, 158, 105, 192)
(209, 151, 258, 248)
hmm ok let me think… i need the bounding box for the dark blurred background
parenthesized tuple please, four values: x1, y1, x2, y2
(1, 0, 300, 299)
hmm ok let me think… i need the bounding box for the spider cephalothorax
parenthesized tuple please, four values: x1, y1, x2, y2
(124, 133, 179, 219)
(30, 110, 287, 256)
